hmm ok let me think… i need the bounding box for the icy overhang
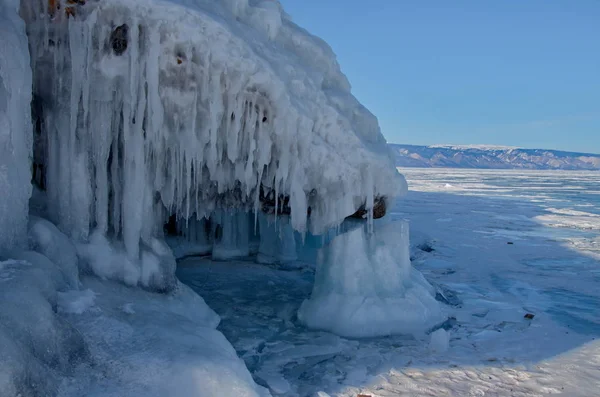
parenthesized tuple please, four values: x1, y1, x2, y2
(20, 0, 405, 256)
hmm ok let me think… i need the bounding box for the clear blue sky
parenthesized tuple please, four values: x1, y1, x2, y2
(279, 0, 600, 154)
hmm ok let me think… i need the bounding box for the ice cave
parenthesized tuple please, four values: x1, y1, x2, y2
(0, 0, 444, 395)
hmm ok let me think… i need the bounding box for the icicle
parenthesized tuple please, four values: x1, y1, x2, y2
(122, 18, 148, 259)
(365, 166, 375, 235)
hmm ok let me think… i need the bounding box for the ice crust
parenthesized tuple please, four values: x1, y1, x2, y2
(298, 220, 445, 338)
(21, 0, 405, 265)
(0, 258, 88, 396)
(0, 252, 268, 397)
(57, 277, 271, 397)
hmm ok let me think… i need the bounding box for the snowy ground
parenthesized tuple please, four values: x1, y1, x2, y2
(55, 277, 269, 397)
(178, 168, 600, 397)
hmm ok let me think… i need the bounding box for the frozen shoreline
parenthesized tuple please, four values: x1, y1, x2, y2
(2, 165, 599, 396)
(177, 169, 600, 396)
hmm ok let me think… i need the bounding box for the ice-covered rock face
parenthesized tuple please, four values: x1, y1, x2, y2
(20, 0, 405, 261)
(0, 0, 32, 255)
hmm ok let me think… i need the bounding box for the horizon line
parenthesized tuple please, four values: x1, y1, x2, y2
(386, 142, 600, 156)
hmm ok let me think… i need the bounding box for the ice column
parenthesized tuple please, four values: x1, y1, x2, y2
(298, 220, 445, 338)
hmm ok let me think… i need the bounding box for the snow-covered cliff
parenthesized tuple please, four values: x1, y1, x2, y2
(21, 0, 404, 250)
(391, 144, 600, 170)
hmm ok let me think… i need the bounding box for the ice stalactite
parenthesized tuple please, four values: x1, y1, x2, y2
(21, 0, 403, 249)
(298, 220, 445, 338)
(0, 0, 32, 255)
(18, 0, 405, 291)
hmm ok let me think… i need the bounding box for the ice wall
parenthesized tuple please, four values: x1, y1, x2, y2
(298, 221, 445, 338)
(0, 0, 32, 255)
(212, 210, 251, 260)
(20, 0, 405, 265)
(256, 213, 297, 264)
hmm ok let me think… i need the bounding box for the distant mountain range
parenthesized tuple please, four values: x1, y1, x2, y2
(389, 144, 600, 170)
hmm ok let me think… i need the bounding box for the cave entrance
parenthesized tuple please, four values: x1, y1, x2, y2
(162, 210, 319, 268)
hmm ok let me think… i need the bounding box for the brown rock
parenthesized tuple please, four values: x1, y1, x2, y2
(48, 0, 58, 17)
(111, 24, 129, 56)
(349, 197, 387, 220)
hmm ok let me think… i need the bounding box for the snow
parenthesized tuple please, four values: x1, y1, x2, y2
(20, 0, 404, 265)
(57, 276, 268, 397)
(8, 250, 69, 290)
(0, 0, 32, 255)
(298, 220, 445, 338)
(28, 216, 80, 289)
(428, 144, 521, 150)
(1, 235, 268, 397)
(392, 144, 600, 170)
(57, 289, 96, 314)
(430, 144, 522, 150)
(76, 229, 177, 291)
(3, 164, 598, 397)
(121, 302, 136, 314)
(535, 207, 600, 231)
(3, 0, 598, 393)
(0, 257, 87, 397)
(429, 328, 449, 353)
(0, 0, 409, 389)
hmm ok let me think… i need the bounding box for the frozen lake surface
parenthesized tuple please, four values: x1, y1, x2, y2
(178, 168, 600, 396)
